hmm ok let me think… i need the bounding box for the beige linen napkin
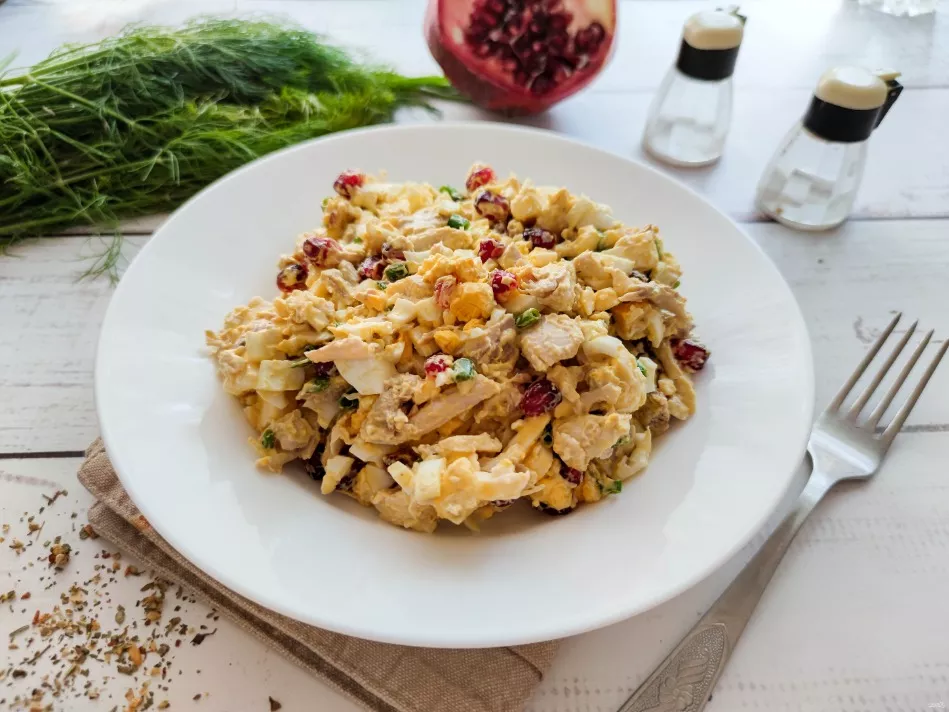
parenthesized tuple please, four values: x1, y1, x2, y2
(78, 439, 558, 712)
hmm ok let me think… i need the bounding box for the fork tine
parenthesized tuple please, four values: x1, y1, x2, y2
(866, 330, 933, 428)
(847, 320, 917, 419)
(881, 339, 949, 444)
(829, 312, 901, 411)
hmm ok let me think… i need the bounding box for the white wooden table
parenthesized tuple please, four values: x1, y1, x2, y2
(2, 1, 949, 710)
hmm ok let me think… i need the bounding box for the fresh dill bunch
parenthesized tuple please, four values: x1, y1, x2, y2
(0, 18, 461, 276)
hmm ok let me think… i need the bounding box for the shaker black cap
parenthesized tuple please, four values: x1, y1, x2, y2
(675, 10, 745, 81)
(803, 67, 903, 143)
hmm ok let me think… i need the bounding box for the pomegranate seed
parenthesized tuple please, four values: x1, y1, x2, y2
(490, 269, 518, 301)
(310, 361, 336, 378)
(304, 454, 325, 481)
(474, 191, 510, 222)
(523, 226, 557, 249)
(478, 238, 505, 262)
(537, 503, 575, 516)
(276, 263, 308, 293)
(333, 170, 364, 199)
(434, 275, 456, 309)
(424, 354, 451, 376)
(357, 255, 386, 280)
(520, 379, 562, 417)
(562, 467, 583, 486)
(574, 22, 606, 54)
(302, 236, 340, 266)
(381, 243, 405, 261)
(465, 165, 496, 193)
(530, 72, 556, 95)
(672, 339, 710, 372)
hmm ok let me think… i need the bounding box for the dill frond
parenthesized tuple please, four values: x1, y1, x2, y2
(0, 18, 461, 272)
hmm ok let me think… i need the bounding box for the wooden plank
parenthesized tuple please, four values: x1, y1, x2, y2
(0, 237, 147, 454)
(425, 87, 949, 221)
(0, 456, 362, 712)
(1, 1, 947, 222)
(3, 438, 948, 712)
(241, 0, 949, 91)
(9, 85, 949, 231)
(3, 219, 949, 454)
(4, 0, 945, 90)
(529, 429, 949, 712)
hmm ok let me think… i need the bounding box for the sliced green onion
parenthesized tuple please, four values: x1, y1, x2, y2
(261, 429, 276, 449)
(515, 308, 541, 329)
(307, 377, 330, 393)
(376, 280, 387, 290)
(383, 262, 408, 282)
(637, 361, 648, 377)
(452, 357, 476, 382)
(290, 356, 310, 368)
(447, 214, 470, 230)
(673, 280, 680, 289)
(439, 185, 464, 201)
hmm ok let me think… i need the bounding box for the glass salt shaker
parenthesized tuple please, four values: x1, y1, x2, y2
(857, 0, 939, 17)
(755, 67, 903, 231)
(642, 8, 746, 167)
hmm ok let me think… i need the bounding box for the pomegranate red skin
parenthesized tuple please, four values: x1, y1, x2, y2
(425, 0, 617, 115)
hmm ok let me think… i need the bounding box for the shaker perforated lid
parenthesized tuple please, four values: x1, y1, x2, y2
(676, 9, 746, 81)
(804, 67, 903, 143)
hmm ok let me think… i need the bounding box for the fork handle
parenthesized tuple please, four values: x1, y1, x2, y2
(617, 474, 833, 712)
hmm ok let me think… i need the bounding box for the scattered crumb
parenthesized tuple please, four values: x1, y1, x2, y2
(1, 492, 216, 709)
(269, 696, 282, 711)
(47, 539, 71, 569)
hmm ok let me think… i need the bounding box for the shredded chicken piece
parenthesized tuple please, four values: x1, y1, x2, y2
(553, 413, 632, 471)
(361, 375, 500, 445)
(519, 314, 584, 371)
(458, 314, 518, 374)
(416, 434, 503, 459)
(618, 282, 691, 331)
(407, 226, 473, 251)
(306, 336, 374, 362)
(372, 489, 438, 533)
(516, 261, 578, 312)
(359, 374, 420, 444)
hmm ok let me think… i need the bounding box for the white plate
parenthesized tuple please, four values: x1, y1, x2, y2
(96, 123, 813, 648)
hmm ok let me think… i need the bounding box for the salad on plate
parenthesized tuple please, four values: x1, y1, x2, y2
(206, 164, 709, 533)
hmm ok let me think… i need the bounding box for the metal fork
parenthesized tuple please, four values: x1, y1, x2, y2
(618, 313, 948, 712)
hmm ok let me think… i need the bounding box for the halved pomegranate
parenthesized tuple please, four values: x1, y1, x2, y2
(425, 0, 616, 114)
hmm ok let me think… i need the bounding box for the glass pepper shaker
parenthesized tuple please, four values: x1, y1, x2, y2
(755, 67, 903, 231)
(642, 8, 746, 167)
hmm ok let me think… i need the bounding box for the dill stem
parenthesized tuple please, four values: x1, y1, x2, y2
(0, 212, 101, 237)
(24, 76, 145, 131)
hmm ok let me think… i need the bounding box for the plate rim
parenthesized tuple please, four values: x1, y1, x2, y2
(95, 120, 814, 647)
